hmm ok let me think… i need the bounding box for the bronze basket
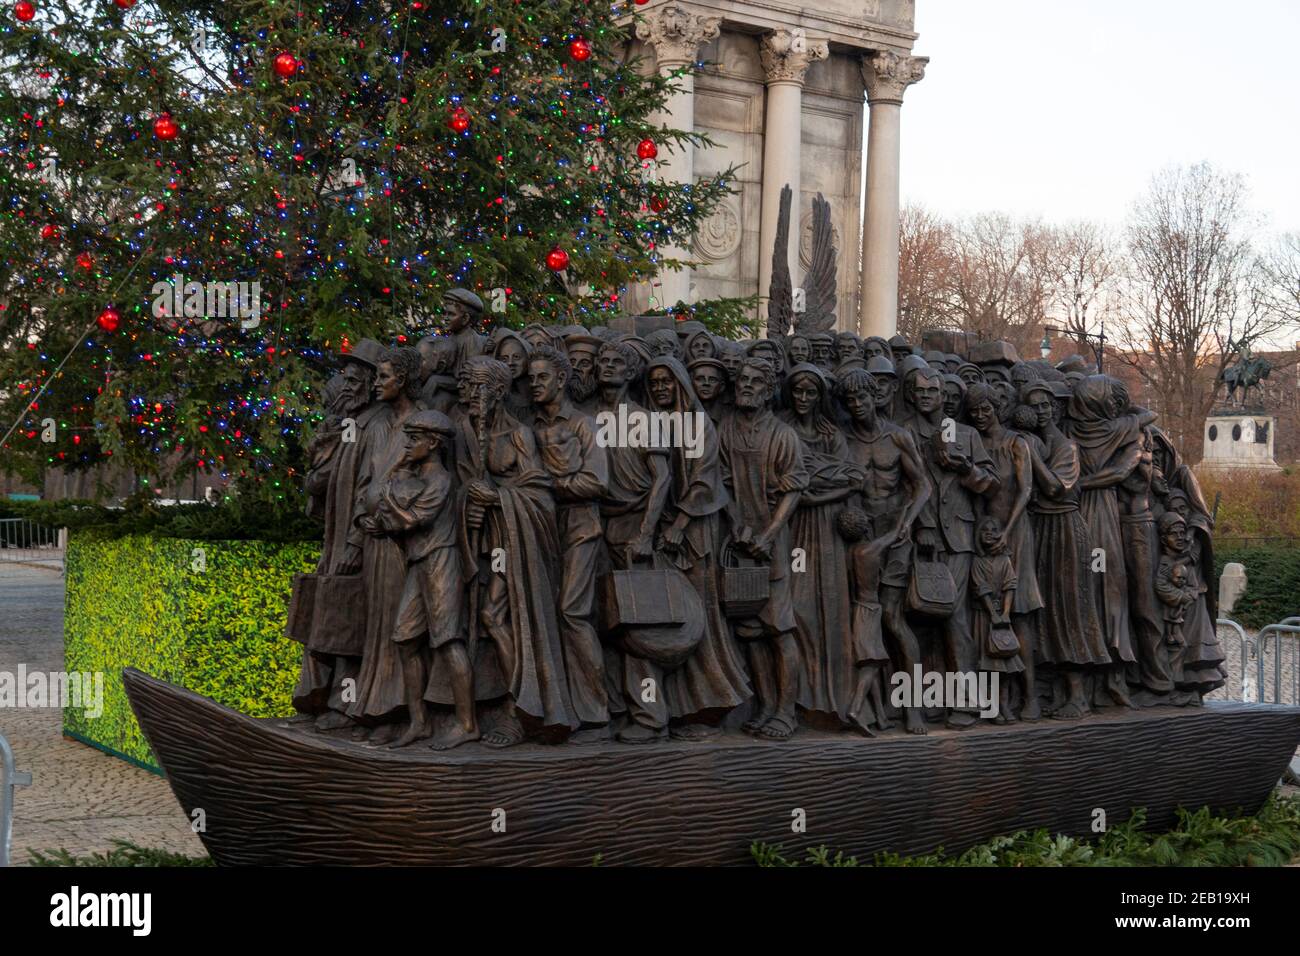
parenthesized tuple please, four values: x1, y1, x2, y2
(720, 541, 769, 618)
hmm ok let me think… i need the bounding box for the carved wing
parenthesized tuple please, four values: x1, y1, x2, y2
(797, 192, 838, 333)
(767, 184, 793, 338)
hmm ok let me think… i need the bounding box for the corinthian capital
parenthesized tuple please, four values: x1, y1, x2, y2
(861, 50, 928, 104)
(759, 30, 829, 85)
(635, 3, 722, 69)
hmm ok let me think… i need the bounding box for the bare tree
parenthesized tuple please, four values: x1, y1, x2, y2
(1116, 163, 1282, 460)
(944, 213, 1051, 358)
(1258, 231, 1300, 329)
(1043, 220, 1119, 341)
(896, 202, 955, 341)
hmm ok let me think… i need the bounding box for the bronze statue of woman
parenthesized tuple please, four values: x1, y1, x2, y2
(347, 347, 426, 745)
(778, 363, 860, 727)
(492, 329, 535, 426)
(644, 356, 752, 738)
(1066, 375, 1145, 708)
(1020, 380, 1110, 719)
(965, 382, 1043, 720)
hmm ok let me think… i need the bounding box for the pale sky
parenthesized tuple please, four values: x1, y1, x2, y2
(900, 0, 1300, 235)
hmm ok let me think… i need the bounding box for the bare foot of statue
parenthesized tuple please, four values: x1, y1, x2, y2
(315, 711, 352, 732)
(390, 722, 433, 749)
(285, 712, 315, 725)
(616, 723, 665, 744)
(430, 724, 481, 751)
(1107, 680, 1136, 709)
(945, 711, 978, 730)
(669, 723, 722, 741)
(1170, 690, 1198, 706)
(350, 724, 371, 741)
(482, 714, 525, 749)
(1020, 699, 1042, 722)
(758, 714, 796, 740)
(742, 710, 773, 735)
(368, 723, 402, 746)
(902, 709, 928, 735)
(876, 713, 895, 732)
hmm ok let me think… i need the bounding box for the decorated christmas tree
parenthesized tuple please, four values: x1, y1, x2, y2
(0, 0, 741, 501)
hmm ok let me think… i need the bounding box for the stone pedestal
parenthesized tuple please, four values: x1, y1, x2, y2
(1201, 413, 1282, 470)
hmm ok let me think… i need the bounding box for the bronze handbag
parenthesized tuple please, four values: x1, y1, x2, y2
(907, 558, 957, 618)
(987, 619, 1020, 658)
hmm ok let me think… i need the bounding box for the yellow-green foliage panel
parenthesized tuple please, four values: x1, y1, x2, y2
(63, 532, 320, 765)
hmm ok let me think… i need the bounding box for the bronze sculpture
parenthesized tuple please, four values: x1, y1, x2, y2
(285, 281, 1244, 751)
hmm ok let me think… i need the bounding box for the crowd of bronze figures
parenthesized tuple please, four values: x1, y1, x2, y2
(287, 288, 1226, 750)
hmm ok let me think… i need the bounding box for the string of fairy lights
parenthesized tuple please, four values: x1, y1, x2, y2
(1, 0, 706, 499)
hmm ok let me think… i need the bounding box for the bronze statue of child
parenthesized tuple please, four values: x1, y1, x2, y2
(1156, 554, 1195, 649)
(838, 507, 894, 737)
(362, 409, 478, 750)
(971, 516, 1022, 723)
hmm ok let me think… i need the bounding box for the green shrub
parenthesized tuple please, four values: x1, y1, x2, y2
(1214, 545, 1300, 629)
(752, 793, 1300, 867)
(64, 531, 319, 768)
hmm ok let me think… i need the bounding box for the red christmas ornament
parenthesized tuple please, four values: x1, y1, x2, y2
(113, 0, 135, 8)
(95, 307, 121, 333)
(14, 2, 34, 22)
(153, 113, 179, 141)
(649, 195, 667, 213)
(272, 52, 298, 78)
(40, 223, 59, 241)
(569, 39, 591, 62)
(76, 252, 93, 269)
(636, 138, 658, 160)
(545, 247, 570, 272)
(634, 0, 649, 5)
(448, 108, 470, 133)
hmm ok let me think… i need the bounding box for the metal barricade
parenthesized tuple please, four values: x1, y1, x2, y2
(1216, 619, 1251, 701)
(1, 733, 33, 867)
(1255, 622, 1300, 706)
(0, 518, 65, 570)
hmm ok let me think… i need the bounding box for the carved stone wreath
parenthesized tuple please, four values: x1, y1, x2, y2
(693, 197, 741, 262)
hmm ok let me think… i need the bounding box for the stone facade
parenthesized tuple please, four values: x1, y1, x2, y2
(622, 0, 924, 336)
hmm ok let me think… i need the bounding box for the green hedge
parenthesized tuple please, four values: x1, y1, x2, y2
(1214, 545, 1300, 630)
(64, 531, 320, 768)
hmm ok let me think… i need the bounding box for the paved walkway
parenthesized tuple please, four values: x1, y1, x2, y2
(0, 563, 204, 864)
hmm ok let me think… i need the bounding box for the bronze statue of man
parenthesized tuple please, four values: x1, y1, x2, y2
(456, 356, 578, 746)
(718, 356, 809, 740)
(836, 369, 931, 734)
(292, 339, 385, 730)
(528, 344, 611, 739)
(901, 365, 1000, 729)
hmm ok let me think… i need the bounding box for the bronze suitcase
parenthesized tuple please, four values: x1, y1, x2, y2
(284, 572, 318, 645)
(307, 573, 366, 657)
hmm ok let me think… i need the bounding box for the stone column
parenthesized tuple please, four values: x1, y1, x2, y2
(758, 30, 827, 330)
(858, 50, 927, 338)
(636, 4, 721, 311)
